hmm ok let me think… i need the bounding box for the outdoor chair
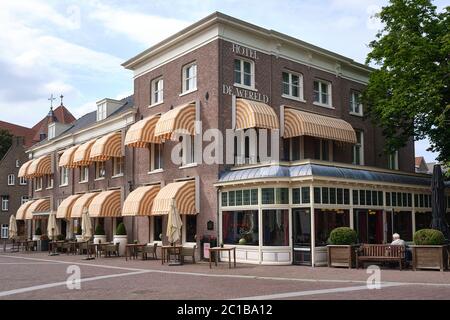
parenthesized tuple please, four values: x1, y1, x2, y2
(181, 243, 197, 264)
(62, 242, 72, 254)
(105, 243, 119, 257)
(78, 241, 89, 255)
(142, 243, 158, 260)
(25, 240, 37, 252)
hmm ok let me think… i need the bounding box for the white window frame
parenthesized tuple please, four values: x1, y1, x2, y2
(7, 174, 15, 186)
(21, 196, 29, 205)
(315, 139, 333, 161)
(313, 79, 333, 108)
(79, 166, 89, 183)
(97, 103, 107, 121)
(35, 177, 43, 191)
(15, 160, 20, 168)
(350, 90, 363, 116)
(48, 123, 56, 139)
(95, 161, 106, 180)
(1, 224, 8, 239)
(181, 63, 197, 94)
(285, 136, 304, 161)
(388, 151, 399, 170)
(112, 157, 124, 177)
(149, 143, 163, 172)
(19, 177, 27, 185)
(150, 77, 164, 106)
(352, 131, 364, 165)
(59, 167, 68, 186)
(1, 196, 9, 211)
(282, 71, 304, 101)
(46, 174, 54, 189)
(234, 58, 255, 90)
(180, 135, 196, 167)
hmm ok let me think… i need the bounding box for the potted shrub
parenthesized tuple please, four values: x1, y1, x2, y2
(40, 234, 50, 251)
(411, 229, 448, 271)
(33, 227, 42, 241)
(327, 227, 358, 268)
(113, 222, 127, 256)
(56, 234, 65, 241)
(75, 225, 83, 242)
(93, 224, 107, 244)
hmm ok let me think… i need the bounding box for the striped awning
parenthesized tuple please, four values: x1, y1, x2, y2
(90, 132, 122, 161)
(283, 108, 357, 143)
(25, 198, 50, 220)
(56, 194, 82, 219)
(16, 200, 35, 221)
(59, 145, 80, 168)
(154, 102, 195, 140)
(151, 180, 196, 216)
(125, 114, 162, 148)
(122, 185, 160, 216)
(27, 155, 52, 178)
(18, 159, 34, 178)
(71, 192, 100, 218)
(236, 98, 279, 130)
(89, 190, 122, 218)
(73, 139, 96, 166)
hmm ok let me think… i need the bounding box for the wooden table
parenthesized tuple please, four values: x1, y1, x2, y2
(208, 246, 236, 268)
(161, 245, 183, 265)
(125, 244, 146, 261)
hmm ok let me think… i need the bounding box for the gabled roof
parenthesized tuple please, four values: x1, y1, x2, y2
(0, 120, 35, 147)
(31, 105, 76, 143)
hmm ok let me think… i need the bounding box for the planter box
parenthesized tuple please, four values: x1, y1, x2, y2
(327, 245, 358, 268)
(411, 245, 448, 272)
(94, 235, 107, 244)
(39, 240, 49, 252)
(113, 235, 128, 256)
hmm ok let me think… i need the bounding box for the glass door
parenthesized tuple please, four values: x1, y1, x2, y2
(292, 208, 311, 265)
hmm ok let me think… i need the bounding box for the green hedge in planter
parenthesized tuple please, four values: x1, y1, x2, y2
(413, 229, 445, 245)
(95, 224, 105, 236)
(116, 222, 127, 235)
(328, 227, 357, 245)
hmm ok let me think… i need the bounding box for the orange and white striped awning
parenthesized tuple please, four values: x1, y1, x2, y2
(90, 132, 122, 161)
(71, 192, 100, 218)
(18, 159, 34, 178)
(73, 139, 96, 166)
(27, 155, 52, 178)
(122, 185, 160, 216)
(16, 200, 35, 221)
(89, 190, 122, 218)
(236, 98, 279, 130)
(125, 114, 162, 148)
(154, 102, 195, 140)
(283, 107, 357, 144)
(59, 145, 80, 168)
(25, 198, 51, 220)
(151, 180, 196, 216)
(56, 194, 82, 219)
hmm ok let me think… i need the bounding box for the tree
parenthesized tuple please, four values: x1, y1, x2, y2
(363, 0, 449, 170)
(0, 129, 13, 160)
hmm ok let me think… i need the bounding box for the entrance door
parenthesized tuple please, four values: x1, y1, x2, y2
(354, 210, 383, 244)
(292, 208, 311, 265)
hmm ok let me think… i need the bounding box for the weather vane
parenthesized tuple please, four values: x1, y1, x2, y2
(60, 94, 64, 106)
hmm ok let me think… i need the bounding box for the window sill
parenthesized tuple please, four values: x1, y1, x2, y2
(349, 112, 363, 117)
(94, 177, 106, 181)
(179, 89, 197, 97)
(59, 184, 68, 188)
(7, 184, 14, 187)
(46, 187, 54, 190)
(313, 102, 334, 109)
(149, 101, 163, 108)
(148, 169, 163, 175)
(179, 163, 198, 169)
(281, 94, 306, 103)
(35, 189, 42, 192)
(19, 184, 27, 186)
(112, 174, 124, 179)
(79, 180, 88, 184)
(233, 83, 257, 91)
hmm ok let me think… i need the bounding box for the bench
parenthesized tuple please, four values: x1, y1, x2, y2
(356, 244, 406, 270)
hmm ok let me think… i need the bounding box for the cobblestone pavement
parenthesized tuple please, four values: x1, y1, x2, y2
(1, 251, 450, 300)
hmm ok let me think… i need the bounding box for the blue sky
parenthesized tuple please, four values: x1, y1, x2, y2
(0, 0, 446, 162)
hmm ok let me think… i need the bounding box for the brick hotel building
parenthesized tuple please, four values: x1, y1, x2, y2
(16, 12, 450, 266)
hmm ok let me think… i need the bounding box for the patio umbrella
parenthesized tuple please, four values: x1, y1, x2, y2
(8, 215, 17, 240)
(47, 213, 59, 240)
(430, 164, 450, 240)
(166, 198, 183, 245)
(66, 219, 73, 240)
(81, 208, 93, 240)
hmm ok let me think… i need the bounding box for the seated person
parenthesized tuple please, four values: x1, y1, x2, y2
(391, 233, 411, 263)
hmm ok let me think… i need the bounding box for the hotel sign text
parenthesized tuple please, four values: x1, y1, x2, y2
(232, 43, 258, 60)
(222, 84, 269, 104)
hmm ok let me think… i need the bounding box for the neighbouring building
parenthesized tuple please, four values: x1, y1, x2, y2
(415, 156, 429, 174)
(17, 12, 450, 266)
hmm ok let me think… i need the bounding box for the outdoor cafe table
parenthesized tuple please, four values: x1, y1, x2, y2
(88, 243, 110, 258)
(125, 243, 146, 261)
(161, 245, 183, 265)
(48, 240, 65, 254)
(208, 246, 236, 269)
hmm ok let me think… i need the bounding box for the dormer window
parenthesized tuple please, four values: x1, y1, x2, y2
(48, 123, 56, 140)
(97, 102, 107, 121)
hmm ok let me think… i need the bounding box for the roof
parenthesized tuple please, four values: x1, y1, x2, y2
(0, 120, 35, 146)
(218, 163, 432, 187)
(31, 105, 76, 143)
(415, 156, 425, 167)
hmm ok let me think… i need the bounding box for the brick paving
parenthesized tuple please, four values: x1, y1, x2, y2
(1, 251, 450, 300)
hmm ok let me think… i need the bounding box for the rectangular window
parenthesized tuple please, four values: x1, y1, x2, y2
(275, 188, 289, 204)
(221, 192, 228, 207)
(35, 177, 43, 191)
(314, 139, 332, 161)
(283, 137, 302, 161)
(19, 177, 27, 185)
(386, 192, 391, 206)
(153, 216, 163, 241)
(329, 188, 336, 204)
(228, 191, 235, 207)
(262, 188, 275, 205)
(344, 189, 350, 205)
(366, 190, 372, 206)
(1, 224, 8, 239)
(263, 209, 289, 246)
(242, 189, 250, 206)
(282, 71, 303, 100)
(292, 188, 301, 204)
(1, 196, 9, 211)
(353, 190, 359, 205)
(235, 190, 243, 206)
(314, 187, 321, 204)
(349, 91, 363, 115)
(359, 190, 366, 206)
(95, 162, 106, 179)
(393, 211, 413, 241)
(388, 151, 399, 170)
(7, 174, 15, 186)
(185, 215, 197, 242)
(21, 196, 29, 205)
(79, 166, 89, 183)
(337, 188, 343, 205)
(182, 63, 197, 93)
(222, 210, 259, 246)
(313, 80, 331, 107)
(322, 187, 329, 204)
(302, 187, 310, 204)
(315, 209, 349, 246)
(151, 77, 163, 105)
(250, 189, 258, 205)
(352, 131, 364, 165)
(97, 102, 107, 121)
(60, 166, 68, 186)
(112, 157, 124, 176)
(378, 191, 384, 206)
(48, 123, 56, 139)
(16, 160, 20, 168)
(234, 59, 254, 88)
(149, 144, 163, 171)
(46, 174, 54, 189)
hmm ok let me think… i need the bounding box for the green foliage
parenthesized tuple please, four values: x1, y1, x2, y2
(413, 228, 445, 245)
(34, 227, 42, 235)
(364, 0, 450, 163)
(0, 129, 13, 160)
(94, 224, 105, 236)
(328, 227, 357, 245)
(115, 222, 127, 235)
(56, 234, 65, 241)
